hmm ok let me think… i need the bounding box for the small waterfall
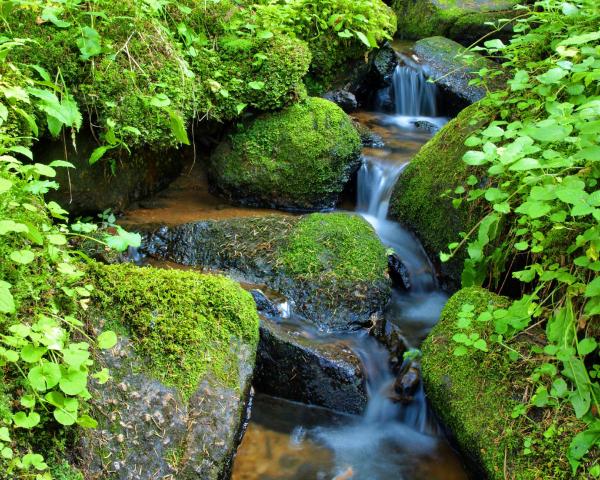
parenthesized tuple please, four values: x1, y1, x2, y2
(392, 64, 438, 117)
(356, 157, 406, 219)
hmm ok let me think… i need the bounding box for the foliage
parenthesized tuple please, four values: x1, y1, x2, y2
(441, 0, 600, 474)
(0, 42, 139, 478)
(252, 0, 396, 90)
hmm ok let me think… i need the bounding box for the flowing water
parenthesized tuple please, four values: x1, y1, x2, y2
(232, 62, 471, 479)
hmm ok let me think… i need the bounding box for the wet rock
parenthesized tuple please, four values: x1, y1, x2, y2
(250, 289, 280, 317)
(368, 313, 409, 374)
(78, 265, 260, 480)
(388, 253, 412, 290)
(38, 128, 184, 216)
(79, 331, 254, 480)
(322, 90, 358, 112)
(393, 361, 421, 403)
(413, 119, 441, 134)
(141, 214, 392, 331)
(254, 318, 367, 414)
(353, 120, 385, 148)
(372, 43, 398, 85)
(414, 36, 503, 104)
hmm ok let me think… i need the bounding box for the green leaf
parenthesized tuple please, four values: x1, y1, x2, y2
(77, 26, 102, 60)
(559, 31, 600, 46)
(21, 452, 47, 470)
(473, 339, 488, 351)
(28, 362, 62, 391)
(562, 356, 591, 418)
(168, 110, 190, 145)
(0, 427, 10, 442)
(77, 414, 98, 429)
(0, 220, 29, 235)
(537, 67, 568, 84)
(463, 150, 487, 165)
(515, 201, 551, 219)
(248, 81, 265, 90)
(13, 411, 41, 429)
(21, 345, 47, 363)
(59, 368, 87, 396)
(97, 331, 117, 350)
(0, 281, 15, 314)
(9, 249, 35, 265)
(354, 30, 372, 48)
(577, 338, 597, 356)
(567, 421, 600, 473)
(89, 146, 110, 165)
(0, 178, 12, 194)
(584, 277, 600, 297)
(257, 30, 273, 39)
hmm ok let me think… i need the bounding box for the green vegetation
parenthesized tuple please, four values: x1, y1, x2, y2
(392, 0, 517, 41)
(209, 97, 362, 210)
(423, 288, 588, 479)
(2, 0, 393, 167)
(91, 263, 260, 399)
(428, 0, 600, 475)
(280, 212, 388, 284)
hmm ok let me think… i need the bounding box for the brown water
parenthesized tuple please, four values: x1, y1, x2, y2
(119, 162, 289, 228)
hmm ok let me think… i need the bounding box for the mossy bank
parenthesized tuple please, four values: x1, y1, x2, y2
(422, 288, 590, 479)
(142, 212, 391, 330)
(209, 97, 362, 211)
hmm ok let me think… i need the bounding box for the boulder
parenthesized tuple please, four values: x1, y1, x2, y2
(421, 287, 587, 479)
(322, 89, 358, 112)
(209, 97, 362, 211)
(392, 0, 518, 44)
(388, 253, 412, 290)
(141, 213, 392, 330)
(414, 36, 500, 104)
(389, 101, 492, 289)
(38, 128, 184, 216)
(79, 264, 260, 480)
(372, 43, 398, 86)
(254, 317, 367, 414)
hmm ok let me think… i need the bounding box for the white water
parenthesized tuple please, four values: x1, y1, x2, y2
(233, 52, 467, 480)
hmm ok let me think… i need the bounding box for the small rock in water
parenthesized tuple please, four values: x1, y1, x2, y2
(393, 361, 421, 403)
(413, 119, 441, 134)
(322, 90, 358, 112)
(388, 253, 411, 290)
(250, 289, 280, 317)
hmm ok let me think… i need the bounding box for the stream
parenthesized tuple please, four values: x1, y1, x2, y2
(231, 63, 471, 479)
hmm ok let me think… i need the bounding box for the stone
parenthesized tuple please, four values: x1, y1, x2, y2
(254, 317, 368, 414)
(322, 89, 358, 112)
(388, 253, 412, 290)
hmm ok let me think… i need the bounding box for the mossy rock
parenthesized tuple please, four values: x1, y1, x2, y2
(415, 36, 503, 104)
(422, 287, 589, 479)
(389, 101, 491, 289)
(209, 97, 362, 211)
(392, 0, 518, 43)
(79, 263, 260, 479)
(142, 212, 391, 330)
(38, 128, 184, 216)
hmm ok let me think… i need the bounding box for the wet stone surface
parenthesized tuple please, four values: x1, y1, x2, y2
(79, 320, 254, 480)
(254, 318, 368, 415)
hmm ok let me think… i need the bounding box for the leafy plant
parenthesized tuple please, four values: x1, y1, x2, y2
(442, 0, 600, 474)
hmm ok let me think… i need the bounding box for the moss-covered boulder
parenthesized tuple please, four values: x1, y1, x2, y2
(415, 36, 502, 104)
(79, 264, 260, 480)
(422, 288, 588, 479)
(142, 212, 391, 330)
(209, 97, 362, 211)
(392, 0, 518, 44)
(389, 102, 490, 289)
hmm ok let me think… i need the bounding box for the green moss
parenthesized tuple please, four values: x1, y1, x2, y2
(210, 97, 361, 210)
(422, 287, 588, 479)
(280, 212, 388, 284)
(392, 0, 517, 40)
(389, 102, 492, 286)
(91, 263, 260, 399)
